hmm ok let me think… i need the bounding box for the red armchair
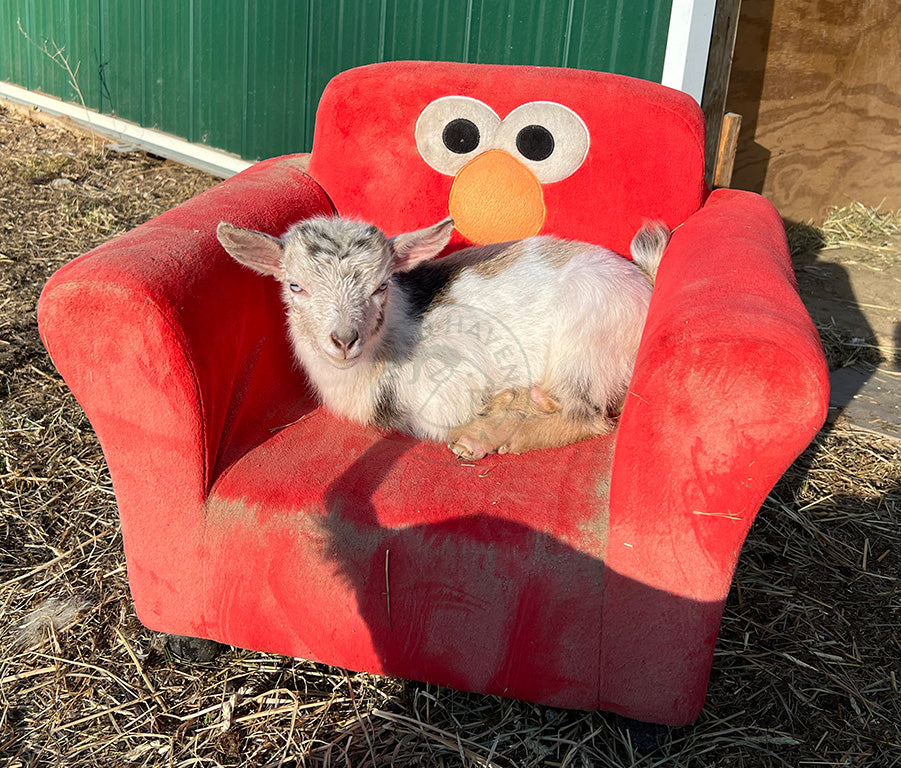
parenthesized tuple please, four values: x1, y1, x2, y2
(38, 62, 829, 726)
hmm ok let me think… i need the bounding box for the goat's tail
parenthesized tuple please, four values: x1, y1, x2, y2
(629, 221, 671, 284)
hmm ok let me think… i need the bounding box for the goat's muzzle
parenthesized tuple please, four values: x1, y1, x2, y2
(323, 328, 362, 367)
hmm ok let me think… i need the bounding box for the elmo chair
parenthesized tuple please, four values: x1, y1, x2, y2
(38, 62, 829, 726)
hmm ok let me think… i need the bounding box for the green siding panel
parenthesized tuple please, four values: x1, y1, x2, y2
(242, 1, 310, 159)
(192, 0, 249, 154)
(3, 0, 102, 110)
(1, 1, 673, 161)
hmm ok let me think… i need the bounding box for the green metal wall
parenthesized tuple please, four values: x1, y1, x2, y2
(1, 1, 673, 161)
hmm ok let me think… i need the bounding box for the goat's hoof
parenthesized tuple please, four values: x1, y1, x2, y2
(448, 437, 488, 461)
(166, 634, 226, 663)
(497, 443, 526, 456)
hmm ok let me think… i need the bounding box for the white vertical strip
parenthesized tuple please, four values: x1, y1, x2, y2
(661, 0, 717, 104)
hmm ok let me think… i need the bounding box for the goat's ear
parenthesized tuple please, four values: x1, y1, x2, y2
(389, 218, 455, 272)
(217, 222, 285, 279)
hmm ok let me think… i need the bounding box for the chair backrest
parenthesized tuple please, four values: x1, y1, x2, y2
(307, 61, 707, 256)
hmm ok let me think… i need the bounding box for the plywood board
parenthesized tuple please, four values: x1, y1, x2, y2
(726, 0, 901, 222)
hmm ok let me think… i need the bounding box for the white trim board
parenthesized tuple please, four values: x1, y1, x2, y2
(661, 0, 717, 104)
(0, 80, 252, 178)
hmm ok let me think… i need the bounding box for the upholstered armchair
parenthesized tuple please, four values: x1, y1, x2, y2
(39, 62, 829, 725)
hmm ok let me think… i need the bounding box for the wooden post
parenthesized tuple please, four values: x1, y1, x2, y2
(702, 0, 742, 187)
(713, 112, 742, 188)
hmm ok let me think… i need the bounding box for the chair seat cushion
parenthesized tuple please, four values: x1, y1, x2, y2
(204, 408, 615, 708)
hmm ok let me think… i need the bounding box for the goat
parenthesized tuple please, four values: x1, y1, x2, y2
(216, 216, 668, 459)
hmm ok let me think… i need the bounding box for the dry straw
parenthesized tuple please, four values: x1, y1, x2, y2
(786, 203, 901, 371)
(2, 103, 899, 766)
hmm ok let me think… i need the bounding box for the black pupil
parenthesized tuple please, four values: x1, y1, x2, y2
(442, 118, 480, 154)
(516, 124, 555, 161)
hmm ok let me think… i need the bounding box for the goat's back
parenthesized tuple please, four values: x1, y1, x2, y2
(392, 238, 651, 440)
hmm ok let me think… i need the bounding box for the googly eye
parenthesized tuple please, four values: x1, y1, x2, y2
(415, 96, 501, 176)
(442, 118, 481, 155)
(495, 101, 590, 183)
(516, 124, 555, 162)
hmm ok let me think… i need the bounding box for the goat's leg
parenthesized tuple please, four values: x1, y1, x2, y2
(528, 384, 563, 414)
(447, 407, 527, 460)
(496, 410, 613, 455)
(474, 385, 561, 416)
(448, 402, 612, 459)
(448, 385, 559, 460)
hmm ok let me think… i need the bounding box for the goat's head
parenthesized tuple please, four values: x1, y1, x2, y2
(217, 216, 454, 368)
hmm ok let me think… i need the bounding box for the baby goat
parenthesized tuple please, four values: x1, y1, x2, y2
(217, 216, 668, 459)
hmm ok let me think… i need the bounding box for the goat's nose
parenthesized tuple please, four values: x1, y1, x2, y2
(329, 329, 359, 354)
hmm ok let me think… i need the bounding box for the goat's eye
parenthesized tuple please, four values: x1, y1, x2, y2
(289, 283, 306, 295)
(374, 281, 389, 295)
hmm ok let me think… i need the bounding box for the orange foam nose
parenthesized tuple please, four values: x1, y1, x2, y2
(448, 150, 546, 245)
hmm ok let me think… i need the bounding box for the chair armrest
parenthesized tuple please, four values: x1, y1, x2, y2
(609, 188, 828, 595)
(598, 189, 829, 722)
(38, 155, 333, 632)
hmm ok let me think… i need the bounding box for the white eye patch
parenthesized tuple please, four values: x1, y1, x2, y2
(415, 96, 501, 176)
(493, 101, 590, 183)
(415, 97, 590, 183)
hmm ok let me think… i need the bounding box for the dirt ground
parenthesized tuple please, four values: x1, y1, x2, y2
(1, 102, 900, 767)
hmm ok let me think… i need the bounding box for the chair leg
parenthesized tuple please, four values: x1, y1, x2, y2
(617, 716, 670, 753)
(165, 633, 226, 663)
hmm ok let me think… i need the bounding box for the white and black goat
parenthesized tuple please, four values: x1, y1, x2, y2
(216, 216, 668, 459)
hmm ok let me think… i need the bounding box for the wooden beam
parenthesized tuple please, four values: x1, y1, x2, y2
(702, 0, 742, 186)
(713, 112, 742, 188)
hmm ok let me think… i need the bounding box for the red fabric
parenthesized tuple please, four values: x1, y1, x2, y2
(38, 65, 828, 726)
(601, 188, 830, 718)
(39, 156, 334, 630)
(308, 61, 707, 256)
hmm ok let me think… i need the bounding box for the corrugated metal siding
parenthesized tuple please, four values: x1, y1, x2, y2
(1, 0, 102, 110)
(1, 0, 672, 160)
